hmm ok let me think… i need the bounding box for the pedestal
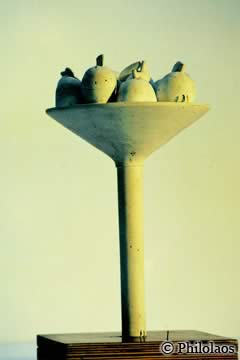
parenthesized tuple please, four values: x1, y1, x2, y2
(46, 103, 209, 338)
(43, 104, 224, 355)
(37, 330, 238, 360)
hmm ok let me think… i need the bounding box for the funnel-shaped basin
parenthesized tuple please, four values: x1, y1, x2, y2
(46, 101, 210, 338)
(47, 102, 209, 164)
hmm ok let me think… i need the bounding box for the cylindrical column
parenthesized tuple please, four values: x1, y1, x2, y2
(116, 163, 146, 339)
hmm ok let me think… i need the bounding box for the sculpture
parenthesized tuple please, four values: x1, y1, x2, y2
(55, 56, 196, 107)
(55, 67, 83, 107)
(155, 62, 196, 103)
(81, 54, 117, 103)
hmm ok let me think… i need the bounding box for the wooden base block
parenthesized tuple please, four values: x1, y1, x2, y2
(37, 330, 238, 360)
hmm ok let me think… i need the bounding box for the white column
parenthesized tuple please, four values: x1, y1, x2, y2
(116, 163, 146, 339)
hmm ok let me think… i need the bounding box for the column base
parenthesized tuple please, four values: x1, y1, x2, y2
(37, 330, 238, 360)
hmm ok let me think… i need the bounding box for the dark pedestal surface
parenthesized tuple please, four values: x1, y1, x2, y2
(37, 330, 238, 360)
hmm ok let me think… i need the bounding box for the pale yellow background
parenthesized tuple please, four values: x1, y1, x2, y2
(0, 0, 239, 349)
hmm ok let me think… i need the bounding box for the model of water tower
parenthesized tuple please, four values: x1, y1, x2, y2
(37, 56, 238, 360)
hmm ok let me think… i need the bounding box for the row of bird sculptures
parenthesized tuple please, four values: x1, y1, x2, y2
(55, 54, 196, 107)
